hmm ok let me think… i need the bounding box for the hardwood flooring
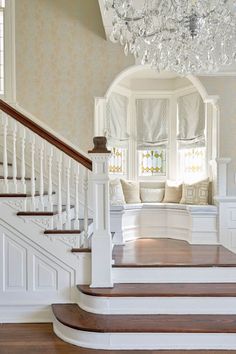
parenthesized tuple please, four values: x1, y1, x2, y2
(112, 238, 236, 267)
(0, 323, 234, 354)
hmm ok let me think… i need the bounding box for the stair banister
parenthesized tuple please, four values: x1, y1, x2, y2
(89, 137, 113, 288)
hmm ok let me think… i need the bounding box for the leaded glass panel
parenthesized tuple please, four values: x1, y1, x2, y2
(109, 147, 127, 175)
(138, 148, 166, 176)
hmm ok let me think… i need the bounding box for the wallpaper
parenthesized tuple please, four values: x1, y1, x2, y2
(15, 0, 134, 152)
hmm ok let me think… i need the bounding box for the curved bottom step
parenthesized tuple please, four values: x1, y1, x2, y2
(52, 304, 236, 350)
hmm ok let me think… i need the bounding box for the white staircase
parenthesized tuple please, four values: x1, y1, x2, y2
(2, 99, 236, 351)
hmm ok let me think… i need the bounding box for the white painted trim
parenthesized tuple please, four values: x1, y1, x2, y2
(53, 317, 236, 350)
(0, 305, 52, 323)
(78, 291, 236, 315)
(112, 267, 236, 283)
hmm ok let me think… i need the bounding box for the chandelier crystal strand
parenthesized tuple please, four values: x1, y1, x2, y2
(104, 0, 236, 75)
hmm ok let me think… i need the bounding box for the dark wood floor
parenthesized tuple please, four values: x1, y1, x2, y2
(0, 323, 235, 354)
(112, 238, 236, 267)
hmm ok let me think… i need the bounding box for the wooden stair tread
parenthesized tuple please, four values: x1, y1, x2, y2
(44, 229, 81, 234)
(0, 162, 12, 166)
(113, 239, 236, 268)
(17, 205, 73, 216)
(0, 176, 32, 180)
(0, 191, 56, 198)
(71, 248, 91, 253)
(52, 304, 236, 333)
(78, 283, 236, 297)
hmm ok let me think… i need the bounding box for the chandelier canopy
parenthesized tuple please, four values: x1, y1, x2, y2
(104, 0, 236, 75)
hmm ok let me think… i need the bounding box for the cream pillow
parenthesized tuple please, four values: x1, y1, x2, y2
(163, 181, 182, 203)
(180, 179, 209, 205)
(121, 180, 141, 204)
(109, 179, 125, 205)
(141, 188, 164, 203)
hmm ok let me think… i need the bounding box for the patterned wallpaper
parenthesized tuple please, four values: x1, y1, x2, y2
(15, 0, 134, 151)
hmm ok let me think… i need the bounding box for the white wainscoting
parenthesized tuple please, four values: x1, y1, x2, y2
(0, 202, 91, 322)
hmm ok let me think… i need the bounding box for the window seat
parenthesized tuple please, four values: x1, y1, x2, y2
(110, 203, 218, 246)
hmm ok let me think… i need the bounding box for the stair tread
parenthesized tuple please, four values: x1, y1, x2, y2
(52, 304, 236, 333)
(0, 192, 56, 198)
(71, 248, 91, 253)
(0, 176, 32, 180)
(78, 283, 236, 297)
(0, 162, 12, 166)
(45, 229, 81, 234)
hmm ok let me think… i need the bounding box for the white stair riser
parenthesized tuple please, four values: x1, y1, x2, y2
(53, 318, 236, 350)
(78, 291, 236, 314)
(113, 267, 236, 283)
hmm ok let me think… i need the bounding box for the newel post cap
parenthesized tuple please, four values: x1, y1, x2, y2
(88, 136, 111, 154)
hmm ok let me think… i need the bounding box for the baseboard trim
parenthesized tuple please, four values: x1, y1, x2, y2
(0, 305, 53, 323)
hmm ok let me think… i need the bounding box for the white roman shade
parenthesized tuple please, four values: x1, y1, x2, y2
(177, 92, 205, 148)
(136, 98, 169, 149)
(106, 92, 129, 146)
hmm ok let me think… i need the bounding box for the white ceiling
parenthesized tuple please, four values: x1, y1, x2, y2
(98, 0, 236, 75)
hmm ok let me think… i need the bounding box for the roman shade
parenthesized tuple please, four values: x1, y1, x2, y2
(106, 92, 129, 146)
(136, 98, 169, 149)
(177, 92, 205, 148)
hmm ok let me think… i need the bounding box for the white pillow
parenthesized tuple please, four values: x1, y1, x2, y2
(120, 179, 141, 204)
(141, 188, 164, 203)
(109, 179, 125, 205)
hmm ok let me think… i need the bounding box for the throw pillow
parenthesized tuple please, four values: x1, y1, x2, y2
(120, 179, 141, 204)
(163, 181, 182, 203)
(109, 179, 125, 205)
(141, 188, 165, 203)
(180, 179, 209, 205)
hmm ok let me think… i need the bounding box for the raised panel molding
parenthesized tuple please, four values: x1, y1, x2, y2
(4, 234, 27, 291)
(33, 256, 57, 291)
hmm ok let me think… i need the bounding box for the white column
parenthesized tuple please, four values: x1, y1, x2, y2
(11, 120, 18, 193)
(65, 157, 71, 229)
(216, 158, 231, 197)
(30, 133, 36, 211)
(73, 162, 80, 230)
(47, 145, 53, 212)
(56, 150, 63, 229)
(20, 126, 26, 194)
(89, 137, 113, 288)
(83, 168, 89, 246)
(2, 114, 9, 193)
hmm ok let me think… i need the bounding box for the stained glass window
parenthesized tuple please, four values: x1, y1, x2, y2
(138, 148, 166, 176)
(109, 147, 127, 175)
(178, 147, 206, 182)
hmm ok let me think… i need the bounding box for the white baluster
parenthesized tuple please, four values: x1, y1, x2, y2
(11, 120, 18, 193)
(57, 150, 62, 229)
(73, 162, 80, 230)
(47, 145, 53, 212)
(2, 114, 9, 193)
(20, 126, 26, 194)
(30, 133, 36, 211)
(83, 168, 89, 247)
(65, 157, 71, 229)
(39, 139, 44, 210)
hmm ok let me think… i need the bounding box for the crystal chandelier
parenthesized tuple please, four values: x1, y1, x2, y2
(104, 0, 236, 75)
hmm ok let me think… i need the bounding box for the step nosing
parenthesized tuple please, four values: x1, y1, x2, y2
(52, 304, 236, 334)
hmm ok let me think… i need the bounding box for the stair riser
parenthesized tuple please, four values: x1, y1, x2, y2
(113, 267, 236, 283)
(53, 318, 236, 350)
(78, 291, 236, 314)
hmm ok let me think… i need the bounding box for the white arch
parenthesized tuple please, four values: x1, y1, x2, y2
(105, 64, 215, 103)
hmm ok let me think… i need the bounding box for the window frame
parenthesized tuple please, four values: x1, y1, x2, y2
(101, 85, 211, 182)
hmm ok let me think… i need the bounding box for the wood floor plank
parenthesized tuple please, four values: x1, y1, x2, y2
(112, 238, 236, 267)
(78, 283, 236, 297)
(52, 304, 236, 333)
(0, 323, 233, 354)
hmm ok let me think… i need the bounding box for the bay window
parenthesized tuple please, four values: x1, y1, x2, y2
(105, 88, 207, 182)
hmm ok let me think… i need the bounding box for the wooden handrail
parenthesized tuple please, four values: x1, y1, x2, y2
(0, 99, 92, 171)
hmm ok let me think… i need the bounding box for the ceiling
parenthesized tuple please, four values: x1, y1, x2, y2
(98, 0, 236, 75)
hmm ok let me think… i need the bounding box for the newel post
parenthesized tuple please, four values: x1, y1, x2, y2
(88, 137, 113, 288)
